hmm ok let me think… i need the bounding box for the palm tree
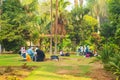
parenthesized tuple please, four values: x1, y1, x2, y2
(79, 0, 83, 6)
(74, 0, 78, 7)
(0, 0, 2, 5)
(51, 0, 70, 35)
(49, 0, 70, 54)
(74, 0, 83, 7)
(39, 0, 70, 53)
(89, 0, 107, 34)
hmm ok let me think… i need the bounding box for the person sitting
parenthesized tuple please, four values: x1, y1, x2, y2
(85, 48, 94, 57)
(60, 50, 64, 56)
(65, 53, 70, 56)
(86, 53, 90, 57)
(34, 47, 45, 62)
(93, 50, 98, 56)
(87, 52, 94, 57)
(26, 53, 31, 61)
(20, 47, 26, 60)
(27, 47, 34, 60)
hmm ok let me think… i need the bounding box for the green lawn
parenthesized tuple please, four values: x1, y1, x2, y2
(0, 54, 95, 80)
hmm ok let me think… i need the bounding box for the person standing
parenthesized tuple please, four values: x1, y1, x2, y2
(80, 46, 84, 55)
(86, 45, 89, 54)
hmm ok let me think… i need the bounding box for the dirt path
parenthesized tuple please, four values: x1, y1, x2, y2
(0, 66, 36, 80)
(56, 57, 115, 80)
(88, 61, 115, 80)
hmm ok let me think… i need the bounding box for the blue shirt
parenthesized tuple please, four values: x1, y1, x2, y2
(27, 48, 34, 58)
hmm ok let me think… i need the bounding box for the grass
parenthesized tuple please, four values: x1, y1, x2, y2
(0, 53, 95, 80)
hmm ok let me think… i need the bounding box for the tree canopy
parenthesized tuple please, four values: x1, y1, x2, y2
(0, 0, 119, 52)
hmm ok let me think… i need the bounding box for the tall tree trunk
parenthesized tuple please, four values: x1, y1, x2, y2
(54, 0, 58, 54)
(74, 0, 78, 7)
(50, 0, 53, 54)
(79, 0, 83, 7)
(97, 15, 100, 34)
(0, 0, 3, 5)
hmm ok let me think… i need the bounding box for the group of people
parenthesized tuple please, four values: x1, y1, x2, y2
(77, 45, 97, 57)
(19, 46, 45, 61)
(19, 45, 97, 61)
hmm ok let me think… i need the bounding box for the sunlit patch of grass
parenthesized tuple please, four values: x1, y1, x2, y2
(78, 65, 91, 77)
(59, 66, 73, 70)
(36, 64, 57, 72)
(25, 70, 92, 80)
(0, 54, 94, 80)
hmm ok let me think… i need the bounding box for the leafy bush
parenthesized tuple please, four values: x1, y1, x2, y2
(108, 53, 120, 80)
(97, 43, 120, 80)
(2, 39, 26, 52)
(97, 43, 118, 64)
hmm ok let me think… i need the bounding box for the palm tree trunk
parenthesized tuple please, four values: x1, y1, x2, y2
(97, 15, 100, 34)
(50, 0, 53, 54)
(79, 0, 83, 6)
(74, 0, 78, 7)
(0, 0, 3, 5)
(54, 0, 58, 54)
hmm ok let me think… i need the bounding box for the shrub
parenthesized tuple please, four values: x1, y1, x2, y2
(108, 53, 120, 80)
(97, 43, 118, 64)
(97, 43, 120, 80)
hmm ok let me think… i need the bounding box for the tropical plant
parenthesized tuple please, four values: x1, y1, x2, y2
(51, 0, 70, 35)
(108, 0, 120, 47)
(59, 35, 72, 52)
(86, 0, 108, 34)
(115, 28, 120, 46)
(53, 0, 70, 53)
(38, 0, 71, 53)
(108, 53, 120, 80)
(97, 43, 119, 64)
